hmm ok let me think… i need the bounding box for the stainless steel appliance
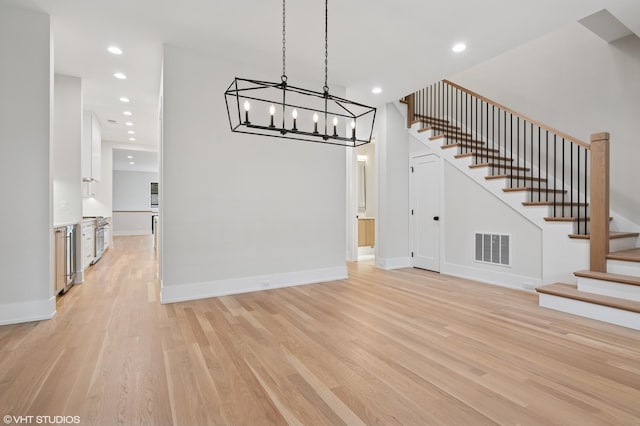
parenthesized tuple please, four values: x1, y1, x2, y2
(92, 216, 109, 264)
(55, 225, 76, 294)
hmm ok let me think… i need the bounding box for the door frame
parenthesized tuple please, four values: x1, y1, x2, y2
(409, 153, 445, 272)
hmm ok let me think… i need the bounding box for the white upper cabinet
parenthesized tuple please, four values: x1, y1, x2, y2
(82, 111, 102, 182)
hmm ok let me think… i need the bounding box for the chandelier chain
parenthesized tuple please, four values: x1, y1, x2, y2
(282, 0, 287, 81)
(323, 0, 329, 93)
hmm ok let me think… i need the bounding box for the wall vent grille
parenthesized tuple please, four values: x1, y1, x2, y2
(475, 233, 510, 266)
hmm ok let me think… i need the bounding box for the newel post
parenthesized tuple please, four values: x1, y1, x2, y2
(406, 93, 415, 128)
(589, 132, 610, 272)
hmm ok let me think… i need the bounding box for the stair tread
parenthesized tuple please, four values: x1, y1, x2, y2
(486, 174, 547, 181)
(607, 248, 640, 263)
(536, 283, 640, 313)
(543, 216, 611, 222)
(419, 124, 461, 133)
(429, 134, 485, 144)
(443, 144, 499, 153)
(456, 153, 513, 161)
(413, 121, 458, 130)
(574, 270, 640, 287)
(503, 187, 566, 193)
(412, 113, 450, 125)
(470, 163, 530, 171)
(569, 232, 639, 240)
(522, 201, 588, 206)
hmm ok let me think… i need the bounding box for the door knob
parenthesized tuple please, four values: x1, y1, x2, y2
(433, 216, 440, 221)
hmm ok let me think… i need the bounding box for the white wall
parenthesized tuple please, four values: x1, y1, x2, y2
(450, 23, 640, 227)
(53, 74, 82, 227)
(160, 44, 347, 302)
(375, 103, 411, 269)
(0, 4, 53, 324)
(113, 170, 158, 211)
(443, 163, 543, 288)
(83, 141, 113, 217)
(112, 170, 158, 235)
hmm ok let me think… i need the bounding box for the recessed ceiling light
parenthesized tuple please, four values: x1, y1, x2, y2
(129, 137, 136, 141)
(114, 72, 127, 80)
(452, 42, 467, 53)
(125, 121, 133, 126)
(129, 161, 135, 165)
(127, 155, 133, 159)
(371, 87, 382, 94)
(107, 46, 123, 55)
(128, 130, 135, 134)
(123, 111, 132, 116)
(120, 97, 130, 103)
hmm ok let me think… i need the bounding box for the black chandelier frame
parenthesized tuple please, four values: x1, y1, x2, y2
(224, 0, 376, 148)
(224, 77, 376, 147)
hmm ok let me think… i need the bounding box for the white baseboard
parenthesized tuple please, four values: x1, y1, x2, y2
(539, 293, 640, 331)
(0, 297, 56, 326)
(113, 230, 151, 236)
(443, 262, 541, 291)
(376, 257, 411, 270)
(160, 265, 348, 304)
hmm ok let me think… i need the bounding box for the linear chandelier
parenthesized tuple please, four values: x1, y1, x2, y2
(224, 0, 376, 147)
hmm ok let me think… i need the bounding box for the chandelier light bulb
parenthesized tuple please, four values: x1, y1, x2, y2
(269, 105, 276, 116)
(312, 113, 319, 134)
(292, 109, 298, 119)
(351, 120, 356, 129)
(333, 117, 338, 126)
(243, 101, 250, 124)
(351, 120, 356, 140)
(313, 113, 319, 123)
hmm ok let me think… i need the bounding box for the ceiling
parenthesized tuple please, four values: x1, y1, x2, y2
(2, 0, 640, 152)
(113, 149, 158, 173)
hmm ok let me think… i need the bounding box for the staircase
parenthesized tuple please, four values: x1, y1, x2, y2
(402, 80, 640, 330)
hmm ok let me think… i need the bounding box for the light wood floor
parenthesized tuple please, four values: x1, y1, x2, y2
(1, 236, 640, 425)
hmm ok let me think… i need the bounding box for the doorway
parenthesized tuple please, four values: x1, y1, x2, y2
(410, 154, 441, 271)
(352, 140, 377, 263)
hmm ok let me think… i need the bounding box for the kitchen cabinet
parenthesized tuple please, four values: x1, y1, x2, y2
(82, 111, 101, 182)
(81, 219, 96, 270)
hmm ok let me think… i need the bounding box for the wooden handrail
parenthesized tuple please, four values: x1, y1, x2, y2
(443, 79, 590, 150)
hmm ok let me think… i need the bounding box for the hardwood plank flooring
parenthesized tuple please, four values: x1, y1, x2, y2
(1, 236, 639, 425)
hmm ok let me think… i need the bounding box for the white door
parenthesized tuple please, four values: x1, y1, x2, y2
(410, 155, 440, 271)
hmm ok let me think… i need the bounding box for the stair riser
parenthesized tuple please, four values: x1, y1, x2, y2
(549, 205, 590, 218)
(609, 238, 640, 253)
(456, 148, 499, 156)
(572, 221, 591, 235)
(526, 192, 570, 203)
(473, 158, 512, 166)
(539, 293, 640, 330)
(577, 277, 640, 302)
(607, 259, 640, 277)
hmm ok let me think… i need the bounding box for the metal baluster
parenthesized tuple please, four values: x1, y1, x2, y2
(538, 127, 541, 201)
(562, 138, 566, 214)
(553, 135, 557, 215)
(516, 117, 520, 188)
(578, 148, 581, 233)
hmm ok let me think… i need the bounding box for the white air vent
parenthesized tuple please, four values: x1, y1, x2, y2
(475, 233, 510, 266)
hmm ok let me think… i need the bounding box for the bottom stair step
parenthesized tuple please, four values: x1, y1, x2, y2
(536, 283, 640, 330)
